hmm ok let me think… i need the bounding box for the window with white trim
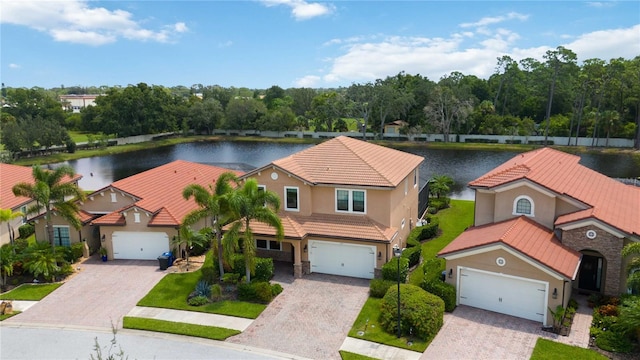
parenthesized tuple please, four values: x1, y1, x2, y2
(401, 218, 406, 229)
(256, 239, 281, 251)
(284, 186, 299, 211)
(513, 195, 534, 216)
(336, 189, 366, 213)
(110, 193, 117, 203)
(134, 212, 141, 223)
(53, 225, 71, 247)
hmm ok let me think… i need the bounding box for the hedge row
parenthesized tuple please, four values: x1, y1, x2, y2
(422, 279, 457, 312)
(406, 217, 440, 247)
(381, 257, 409, 283)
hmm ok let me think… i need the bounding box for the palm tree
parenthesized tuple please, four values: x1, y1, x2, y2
(224, 178, 284, 283)
(0, 244, 16, 289)
(172, 226, 209, 271)
(622, 242, 640, 293)
(429, 174, 454, 199)
(182, 172, 238, 279)
(0, 208, 24, 247)
(12, 165, 86, 252)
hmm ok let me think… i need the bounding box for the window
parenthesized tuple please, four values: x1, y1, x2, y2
(414, 170, 418, 188)
(256, 239, 281, 251)
(20, 206, 27, 224)
(134, 212, 141, 223)
(513, 195, 535, 216)
(110, 193, 117, 203)
(285, 187, 299, 211)
(401, 218, 406, 229)
(336, 189, 366, 213)
(53, 226, 70, 247)
(258, 185, 266, 193)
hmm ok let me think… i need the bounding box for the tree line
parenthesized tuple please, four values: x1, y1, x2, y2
(1, 46, 639, 153)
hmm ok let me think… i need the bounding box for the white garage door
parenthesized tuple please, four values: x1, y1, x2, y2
(309, 240, 376, 279)
(459, 267, 547, 323)
(112, 231, 170, 260)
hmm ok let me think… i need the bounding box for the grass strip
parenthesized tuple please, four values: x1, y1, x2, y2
(530, 338, 607, 360)
(339, 350, 380, 360)
(0, 283, 63, 300)
(123, 316, 240, 341)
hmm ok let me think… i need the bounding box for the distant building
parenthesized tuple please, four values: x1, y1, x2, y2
(59, 94, 99, 113)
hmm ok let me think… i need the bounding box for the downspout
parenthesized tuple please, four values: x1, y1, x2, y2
(562, 280, 568, 306)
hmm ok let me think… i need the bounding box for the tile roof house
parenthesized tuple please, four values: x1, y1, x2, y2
(239, 136, 424, 279)
(60, 160, 242, 260)
(438, 147, 640, 327)
(1, 163, 82, 246)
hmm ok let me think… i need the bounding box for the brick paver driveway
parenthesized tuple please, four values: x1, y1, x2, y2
(227, 269, 369, 360)
(5, 257, 166, 329)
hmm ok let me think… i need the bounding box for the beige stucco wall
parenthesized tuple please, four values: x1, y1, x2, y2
(33, 213, 94, 248)
(554, 197, 581, 218)
(474, 191, 495, 226)
(444, 248, 567, 326)
(493, 185, 556, 229)
(81, 188, 137, 214)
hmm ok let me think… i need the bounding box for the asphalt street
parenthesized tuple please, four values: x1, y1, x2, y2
(0, 325, 298, 360)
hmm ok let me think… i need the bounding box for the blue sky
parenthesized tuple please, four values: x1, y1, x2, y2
(2, 1, 639, 90)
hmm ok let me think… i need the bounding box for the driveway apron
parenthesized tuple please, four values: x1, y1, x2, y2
(4, 257, 166, 329)
(227, 272, 369, 360)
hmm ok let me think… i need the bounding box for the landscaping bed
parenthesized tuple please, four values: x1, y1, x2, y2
(588, 294, 640, 359)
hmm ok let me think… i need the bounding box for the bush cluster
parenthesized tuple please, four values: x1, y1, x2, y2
(401, 246, 421, 268)
(379, 284, 444, 340)
(237, 281, 280, 303)
(369, 279, 396, 298)
(405, 217, 439, 246)
(428, 198, 450, 213)
(381, 257, 409, 283)
(18, 223, 35, 239)
(422, 258, 445, 282)
(229, 255, 274, 281)
(421, 279, 456, 312)
(589, 295, 638, 354)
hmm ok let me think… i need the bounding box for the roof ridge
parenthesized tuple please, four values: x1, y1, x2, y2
(337, 136, 394, 186)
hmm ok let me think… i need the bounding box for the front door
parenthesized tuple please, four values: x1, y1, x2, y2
(579, 254, 602, 291)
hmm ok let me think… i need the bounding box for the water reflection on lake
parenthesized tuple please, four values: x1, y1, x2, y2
(56, 141, 640, 200)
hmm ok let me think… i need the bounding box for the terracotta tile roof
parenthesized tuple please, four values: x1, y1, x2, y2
(234, 212, 397, 242)
(0, 163, 82, 210)
(245, 136, 423, 187)
(94, 160, 242, 226)
(469, 147, 640, 237)
(439, 216, 581, 279)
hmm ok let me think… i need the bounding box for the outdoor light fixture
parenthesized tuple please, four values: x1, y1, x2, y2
(448, 268, 453, 278)
(101, 234, 105, 242)
(303, 245, 307, 253)
(552, 288, 558, 299)
(378, 251, 382, 259)
(393, 244, 403, 338)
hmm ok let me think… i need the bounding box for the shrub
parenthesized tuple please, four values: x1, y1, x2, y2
(55, 246, 75, 263)
(429, 197, 450, 211)
(254, 282, 273, 303)
(422, 258, 445, 282)
(18, 223, 35, 239)
(401, 246, 421, 268)
(416, 217, 439, 240)
(210, 284, 222, 301)
(421, 279, 456, 312)
(195, 280, 211, 298)
(70, 243, 84, 261)
(568, 298, 579, 310)
(253, 258, 274, 282)
(188, 295, 209, 306)
(595, 330, 633, 353)
(200, 266, 217, 283)
(230, 254, 246, 275)
(222, 272, 241, 284)
(615, 296, 640, 336)
(271, 283, 283, 297)
(379, 284, 444, 340)
(237, 282, 257, 301)
(370, 279, 396, 298)
(13, 238, 29, 254)
(381, 257, 409, 283)
(190, 239, 209, 257)
(55, 263, 75, 280)
(598, 304, 619, 317)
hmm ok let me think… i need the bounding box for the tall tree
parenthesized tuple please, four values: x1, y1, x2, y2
(12, 165, 86, 252)
(188, 98, 224, 134)
(424, 85, 473, 142)
(182, 172, 238, 279)
(0, 208, 24, 247)
(371, 77, 414, 137)
(224, 179, 283, 283)
(542, 46, 578, 145)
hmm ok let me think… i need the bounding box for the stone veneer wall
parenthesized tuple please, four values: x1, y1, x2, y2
(562, 225, 623, 295)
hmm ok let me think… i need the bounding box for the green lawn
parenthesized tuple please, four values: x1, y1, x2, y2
(137, 252, 265, 319)
(530, 338, 607, 360)
(340, 350, 379, 360)
(409, 200, 474, 286)
(0, 283, 63, 300)
(123, 317, 240, 340)
(0, 311, 21, 321)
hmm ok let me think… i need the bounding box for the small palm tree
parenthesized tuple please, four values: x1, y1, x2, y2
(224, 178, 283, 283)
(12, 165, 86, 252)
(0, 208, 24, 247)
(622, 242, 640, 293)
(429, 174, 454, 199)
(182, 172, 238, 279)
(172, 225, 209, 271)
(0, 244, 17, 288)
(23, 242, 61, 282)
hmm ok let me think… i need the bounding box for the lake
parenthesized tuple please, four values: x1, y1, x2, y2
(54, 141, 640, 200)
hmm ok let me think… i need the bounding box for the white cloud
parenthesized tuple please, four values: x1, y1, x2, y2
(294, 75, 321, 87)
(260, 0, 335, 20)
(0, 0, 188, 46)
(8, 63, 21, 69)
(309, 21, 640, 87)
(460, 12, 529, 28)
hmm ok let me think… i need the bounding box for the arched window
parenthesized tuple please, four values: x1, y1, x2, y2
(513, 195, 534, 216)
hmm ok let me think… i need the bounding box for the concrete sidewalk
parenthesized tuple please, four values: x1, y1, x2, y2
(5, 301, 38, 312)
(126, 306, 254, 332)
(340, 337, 422, 360)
